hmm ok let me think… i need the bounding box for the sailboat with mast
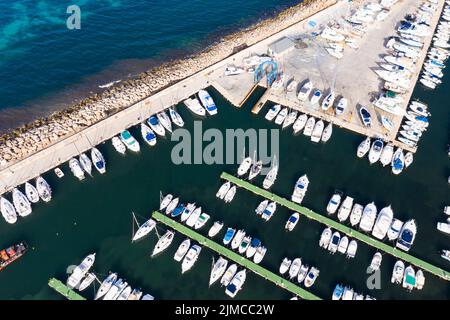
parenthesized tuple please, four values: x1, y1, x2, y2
(263, 156, 278, 189)
(131, 212, 156, 242)
(248, 151, 262, 180)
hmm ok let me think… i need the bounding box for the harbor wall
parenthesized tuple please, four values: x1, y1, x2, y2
(0, 0, 338, 192)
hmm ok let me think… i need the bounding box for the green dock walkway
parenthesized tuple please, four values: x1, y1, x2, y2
(220, 172, 450, 281)
(48, 278, 86, 300)
(152, 211, 321, 300)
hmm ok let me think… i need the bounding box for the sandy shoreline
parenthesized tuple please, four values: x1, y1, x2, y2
(0, 0, 337, 168)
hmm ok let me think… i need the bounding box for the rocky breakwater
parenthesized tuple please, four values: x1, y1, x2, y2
(0, 0, 337, 169)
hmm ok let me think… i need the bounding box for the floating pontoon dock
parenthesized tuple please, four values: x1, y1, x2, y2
(220, 172, 450, 282)
(48, 278, 86, 300)
(152, 211, 321, 300)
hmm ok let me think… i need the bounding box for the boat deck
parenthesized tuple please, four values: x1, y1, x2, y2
(151, 211, 321, 300)
(220, 172, 450, 282)
(48, 278, 86, 300)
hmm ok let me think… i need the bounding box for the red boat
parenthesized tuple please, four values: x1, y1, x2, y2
(0, 242, 27, 271)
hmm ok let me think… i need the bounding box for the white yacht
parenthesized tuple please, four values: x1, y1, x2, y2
(368, 139, 384, 164)
(391, 148, 405, 175)
(321, 91, 335, 111)
(387, 218, 404, 241)
(349, 204, 363, 226)
(237, 157, 252, 176)
(342, 287, 354, 300)
(216, 181, 231, 199)
(297, 81, 313, 101)
(24, 182, 39, 203)
(198, 89, 218, 115)
(304, 267, 319, 288)
(0, 197, 17, 224)
(255, 199, 268, 215)
(335, 97, 347, 116)
(368, 252, 382, 272)
(253, 246, 267, 264)
(396, 219, 417, 252)
(274, 107, 289, 125)
(285, 212, 300, 231)
(380, 144, 394, 167)
(289, 258, 302, 279)
(36, 176, 52, 202)
(209, 257, 228, 286)
(310, 89, 322, 105)
(415, 269, 425, 290)
(120, 130, 140, 152)
(184, 98, 206, 116)
(263, 162, 278, 189)
(208, 221, 224, 238)
(231, 230, 246, 250)
(297, 265, 309, 284)
(238, 236, 252, 254)
(181, 245, 202, 274)
(346, 240, 358, 258)
(95, 273, 118, 300)
(337, 196, 354, 222)
(328, 231, 340, 253)
(279, 258, 292, 275)
(223, 185, 237, 203)
(303, 117, 316, 136)
(174, 239, 191, 262)
(117, 286, 132, 300)
(169, 107, 184, 127)
(359, 202, 377, 232)
(221, 264, 238, 286)
(337, 236, 349, 254)
(132, 217, 156, 242)
(79, 153, 92, 176)
(293, 114, 308, 134)
(319, 227, 332, 248)
(148, 115, 166, 136)
(194, 213, 210, 230)
(151, 230, 175, 256)
(261, 201, 276, 221)
(103, 278, 127, 300)
(67, 253, 96, 289)
(165, 197, 179, 215)
(12, 188, 32, 217)
(111, 136, 126, 155)
(265, 104, 281, 121)
(327, 192, 342, 215)
(402, 265, 416, 290)
(404, 152, 414, 168)
(372, 205, 394, 240)
(311, 120, 324, 143)
(69, 158, 85, 180)
(91, 147, 106, 174)
(78, 273, 96, 291)
(248, 160, 263, 180)
(186, 207, 202, 227)
(357, 137, 371, 158)
(140, 123, 157, 147)
(321, 122, 333, 143)
(225, 270, 246, 298)
(291, 174, 309, 204)
(282, 110, 298, 129)
(159, 194, 173, 211)
(381, 116, 395, 131)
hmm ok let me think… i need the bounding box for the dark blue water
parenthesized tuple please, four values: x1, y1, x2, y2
(0, 0, 299, 130)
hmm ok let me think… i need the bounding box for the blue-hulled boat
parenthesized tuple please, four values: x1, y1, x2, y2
(223, 228, 236, 246)
(171, 204, 185, 218)
(332, 284, 344, 300)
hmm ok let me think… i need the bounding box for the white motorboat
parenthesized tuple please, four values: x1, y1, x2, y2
(328, 231, 340, 253)
(293, 114, 308, 134)
(346, 240, 357, 258)
(151, 230, 175, 256)
(261, 202, 276, 221)
(198, 89, 218, 115)
(255, 199, 268, 215)
(302, 117, 316, 136)
(12, 188, 32, 217)
(174, 238, 191, 262)
(402, 265, 416, 290)
(282, 110, 298, 129)
(248, 160, 263, 180)
(396, 219, 417, 252)
(286, 80, 298, 92)
(120, 130, 140, 152)
(289, 258, 302, 279)
(335, 97, 347, 116)
(359, 202, 377, 232)
(140, 123, 157, 147)
(166, 198, 179, 215)
(357, 137, 371, 158)
(209, 257, 228, 286)
(221, 264, 238, 286)
(184, 98, 206, 116)
(321, 123, 333, 143)
(95, 273, 118, 300)
(319, 227, 332, 248)
(0, 197, 17, 224)
(36, 176, 52, 202)
(327, 192, 342, 215)
(304, 267, 319, 288)
(311, 120, 324, 143)
(91, 147, 106, 174)
(231, 229, 246, 250)
(321, 91, 335, 111)
(67, 253, 96, 289)
(216, 181, 231, 199)
(132, 217, 156, 242)
(291, 174, 309, 204)
(368, 252, 382, 272)
(238, 236, 252, 254)
(225, 269, 246, 298)
(297, 265, 309, 284)
(279, 257, 292, 275)
(349, 204, 363, 226)
(337, 236, 349, 254)
(237, 157, 252, 176)
(78, 273, 96, 291)
(380, 143, 394, 167)
(224, 186, 237, 203)
(186, 207, 202, 227)
(444, 206, 450, 216)
(285, 212, 300, 231)
(310, 89, 322, 105)
(368, 139, 384, 164)
(253, 246, 267, 264)
(148, 115, 167, 136)
(69, 158, 85, 180)
(169, 107, 184, 127)
(24, 182, 39, 203)
(332, 284, 344, 300)
(194, 213, 210, 229)
(181, 245, 202, 274)
(111, 136, 126, 155)
(342, 286, 354, 300)
(271, 73, 286, 90)
(372, 205, 394, 240)
(208, 221, 224, 238)
(103, 278, 127, 300)
(297, 81, 313, 101)
(391, 148, 405, 175)
(415, 269, 425, 290)
(274, 107, 289, 125)
(387, 218, 404, 241)
(117, 286, 132, 300)
(265, 104, 281, 121)
(338, 196, 354, 222)
(79, 153, 92, 176)
(160, 194, 173, 211)
(404, 152, 414, 168)
(246, 238, 261, 259)
(263, 162, 278, 189)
